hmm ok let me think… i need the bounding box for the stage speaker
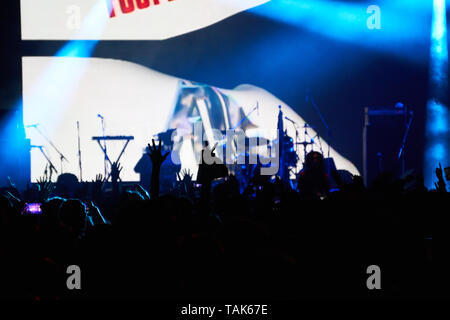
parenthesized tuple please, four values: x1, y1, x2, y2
(363, 106, 411, 187)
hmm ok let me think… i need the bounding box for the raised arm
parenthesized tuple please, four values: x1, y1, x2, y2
(147, 139, 169, 199)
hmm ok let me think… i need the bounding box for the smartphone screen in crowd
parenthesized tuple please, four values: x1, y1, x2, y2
(22, 203, 42, 215)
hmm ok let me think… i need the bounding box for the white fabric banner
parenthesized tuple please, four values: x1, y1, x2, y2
(20, 0, 270, 40)
(22, 57, 359, 182)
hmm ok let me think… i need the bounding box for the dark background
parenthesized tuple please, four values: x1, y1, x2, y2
(2, 0, 449, 185)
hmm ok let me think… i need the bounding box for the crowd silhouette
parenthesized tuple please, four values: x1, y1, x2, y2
(0, 140, 448, 300)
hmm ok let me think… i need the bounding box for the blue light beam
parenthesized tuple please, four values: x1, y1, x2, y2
(23, 0, 109, 130)
(424, 0, 449, 190)
(21, 0, 109, 181)
(250, 0, 432, 63)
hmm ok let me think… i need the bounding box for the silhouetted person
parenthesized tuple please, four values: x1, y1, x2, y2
(58, 199, 87, 238)
(55, 173, 79, 198)
(297, 151, 330, 199)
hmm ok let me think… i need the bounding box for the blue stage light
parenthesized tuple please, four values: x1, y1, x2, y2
(250, 0, 432, 62)
(424, 0, 449, 189)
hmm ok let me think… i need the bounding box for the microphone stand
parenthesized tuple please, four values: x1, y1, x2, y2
(99, 116, 108, 179)
(31, 145, 58, 178)
(285, 117, 300, 175)
(77, 121, 83, 181)
(296, 123, 314, 165)
(31, 125, 69, 174)
(397, 111, 414, 177)
(307, 91, 332, 175)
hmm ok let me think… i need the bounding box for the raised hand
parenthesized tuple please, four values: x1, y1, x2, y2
(7, 176, 16, 189)
(86, 201, 109, 226)
(93, 173, 105, 189)
(436, 163, 444, 181)
(6, 176, 22, 199)
(133, 184, 150, 201)
(111, 162, 123, 183)
(147, 139, 169, 168)
(42, 164, 54, 182)
(36, 175, 55, 202)
(2, 190, 21, 205)
(435, 163, 447, 192)
(91, 173, 105, 200)
(147, 139, 169, 199)
(177, 169, 195, 196)
(180, 169, 193, 183)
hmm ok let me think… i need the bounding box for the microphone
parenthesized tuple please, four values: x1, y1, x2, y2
(284, 116, 296, 124)
(97, 114, 104, 119)
(256, 101, 259, 116)
(26, 123, 39, 128)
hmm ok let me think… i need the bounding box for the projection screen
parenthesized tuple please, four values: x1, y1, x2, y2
(21, 0, 359, 183)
